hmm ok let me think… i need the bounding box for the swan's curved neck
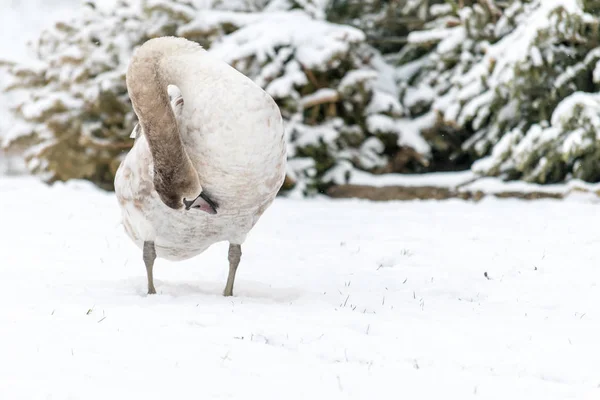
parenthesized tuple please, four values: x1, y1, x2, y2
(126, 39, 200, 208)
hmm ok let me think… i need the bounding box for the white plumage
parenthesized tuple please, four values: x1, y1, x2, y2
(114, 37, 286, 295)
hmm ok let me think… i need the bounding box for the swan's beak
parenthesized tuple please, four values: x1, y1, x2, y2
(183, 192, 218, 214)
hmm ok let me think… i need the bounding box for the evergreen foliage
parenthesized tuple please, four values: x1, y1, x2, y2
(399, 0, 600, 184)
(3, 0, 600, 192)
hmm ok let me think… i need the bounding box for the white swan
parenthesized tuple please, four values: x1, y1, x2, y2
(114, 37, 287, 296)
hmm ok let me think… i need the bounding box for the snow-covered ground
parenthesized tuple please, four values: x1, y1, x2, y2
(1, 176, 599, 399)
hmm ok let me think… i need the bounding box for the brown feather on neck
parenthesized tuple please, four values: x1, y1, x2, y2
(126, 41, 201, 210)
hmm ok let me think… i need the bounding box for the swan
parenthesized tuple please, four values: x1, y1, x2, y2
(114, 36, 287, 296)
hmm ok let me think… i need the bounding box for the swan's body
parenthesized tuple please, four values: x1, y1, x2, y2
(114, 37, 286, 295)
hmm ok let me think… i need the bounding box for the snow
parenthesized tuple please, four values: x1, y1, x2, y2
(300, 88, 339, 108)
(264, 61, 308, 98)
(551, 92, 600, 130)
(1, 177, 600, 399)
(288, 121, 340, 149)
(210, 10, 365, 70)
(529, 46, 543, 67)
(348, 168, 600, 200)
(407, 28, 452, 45)
(338, 70, 378, 92)
(21, 93, 83, 120)
(366, 113, 432, 156)
(458, 91, 493, 127)
(0, 0, 78, 64)
(430, 3, 453, 17)
(593, 60, 600, 84)
(349, 169, 475, 188)
(461, 175, 600, 197)
(177, 10, 260, 37)
(321, 159, 353, 185)
(395, 57, 428, 81)
(403, 85, 435, 110)
(147, 0, 197, 20)
(436, 26, 466, 55)
(366, 90, 403, 116)
(472, 127, 524, 174)
(357, 137, 386, 170)
(1, 121, 32, 148)
(348, 168, 600, 199)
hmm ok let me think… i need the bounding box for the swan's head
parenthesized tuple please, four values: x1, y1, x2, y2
(183, 192, 218, 214)
(179, 174, 218, 215)
(153, 165, 218, 214)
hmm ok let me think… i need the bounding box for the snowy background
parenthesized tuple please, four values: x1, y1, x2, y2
(0, 0, 78, 173)
(0, 0, 76, 62)
(2, 1, 600, 399)
(6, 0, 600, 192)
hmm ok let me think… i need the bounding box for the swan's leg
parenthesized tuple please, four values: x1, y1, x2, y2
(143, 241, 157, 295)
(224, 244, 241, 297)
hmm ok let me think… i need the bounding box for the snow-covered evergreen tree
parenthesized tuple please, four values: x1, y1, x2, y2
(399, 0, 600, 184)
(210, 8, 439, 193)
